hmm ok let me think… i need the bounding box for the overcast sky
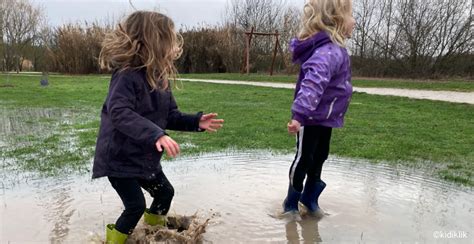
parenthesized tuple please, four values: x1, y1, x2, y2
(32, 0, 304, 28)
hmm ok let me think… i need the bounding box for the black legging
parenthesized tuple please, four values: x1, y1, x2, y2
(108, 171, 174, 234)
(289, 125, 332, 192)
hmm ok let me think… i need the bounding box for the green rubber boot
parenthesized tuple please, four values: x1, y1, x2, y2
(106, 224, 128, 244)
(144, 209, 167, 226)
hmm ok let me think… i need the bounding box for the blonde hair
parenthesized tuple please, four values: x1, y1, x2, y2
(99, 11, 183, 90)
(298, 0, 352, 46)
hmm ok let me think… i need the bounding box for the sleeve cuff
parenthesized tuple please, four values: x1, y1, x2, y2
(150, 130, 165, 146)
(292, 113, 305, 125)
(195, 111, 205, 132)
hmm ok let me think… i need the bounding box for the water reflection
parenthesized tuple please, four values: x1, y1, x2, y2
(286, 217, 322, 244)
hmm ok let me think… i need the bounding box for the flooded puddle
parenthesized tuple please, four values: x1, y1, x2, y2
(1, 152, 472, 243)
(0, 107, 97, 174)
(0, 107, 94, 144)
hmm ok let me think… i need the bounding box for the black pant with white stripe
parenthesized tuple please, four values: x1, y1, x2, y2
(289, 125, 332, 192)
(108, 171, 174, 234)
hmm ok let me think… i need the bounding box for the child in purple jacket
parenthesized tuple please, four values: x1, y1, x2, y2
(283, 0, 356, 216)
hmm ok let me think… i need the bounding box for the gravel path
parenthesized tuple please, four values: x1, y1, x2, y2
(179, 78, 474, 105)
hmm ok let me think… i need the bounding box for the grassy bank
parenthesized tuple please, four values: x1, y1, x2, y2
(179, 73, 474, 92)
(0, 74, 472, 185)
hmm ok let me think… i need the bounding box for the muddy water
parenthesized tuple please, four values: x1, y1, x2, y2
(1, 152, 472, 243)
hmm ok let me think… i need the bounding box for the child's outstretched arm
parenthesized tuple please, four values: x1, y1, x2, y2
(198, 113, 224, 132)
(107, 72, 165, 147)
(166, 93, 223, 132)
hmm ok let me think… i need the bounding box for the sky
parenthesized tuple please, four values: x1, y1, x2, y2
(32, 0, 229, 27)
(32, 0, 304, 28)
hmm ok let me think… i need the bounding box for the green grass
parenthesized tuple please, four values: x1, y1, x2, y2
(5, 72, 473, 91)
(0, 73, 473, 185)
(179, 73, 474, 92)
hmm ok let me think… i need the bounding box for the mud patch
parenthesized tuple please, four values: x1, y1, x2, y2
(129, 215, 209, 243)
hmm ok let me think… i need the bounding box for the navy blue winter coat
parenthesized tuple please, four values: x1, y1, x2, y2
(92, 68, 202, 180)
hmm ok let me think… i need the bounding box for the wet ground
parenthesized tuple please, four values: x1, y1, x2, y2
(1, 152, 472, 243)
(0, 107, 96, 174)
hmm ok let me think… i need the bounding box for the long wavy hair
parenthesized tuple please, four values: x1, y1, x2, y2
(99, 11, 183, 90)
(298, 0, 352, 46)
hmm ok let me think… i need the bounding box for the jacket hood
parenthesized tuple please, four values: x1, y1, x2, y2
(290, 31, 332, 64)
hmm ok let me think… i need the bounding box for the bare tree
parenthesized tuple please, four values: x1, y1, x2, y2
(280, 5, 301, 50)
(0, 0, 6, 71)
(429, 0, 473, 74)
(223, 0, 298, 72)
(280, 6, 301, 73)
(226, 0, 287, 32)
(353, 0, 377, 58)
(226, 0, 288, 53)
(1, 0, 43, 72)
(353, 0, 473, 77)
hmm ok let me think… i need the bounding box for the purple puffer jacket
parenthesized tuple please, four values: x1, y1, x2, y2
(290, 31, 352, 128)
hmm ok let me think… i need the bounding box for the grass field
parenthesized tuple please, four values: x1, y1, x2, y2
(0, 73, 473, 185)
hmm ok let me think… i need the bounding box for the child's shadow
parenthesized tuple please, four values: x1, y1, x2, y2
(285, 216, 322, 244)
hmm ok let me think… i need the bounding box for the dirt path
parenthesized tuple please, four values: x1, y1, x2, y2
(179, 78, 474, 105)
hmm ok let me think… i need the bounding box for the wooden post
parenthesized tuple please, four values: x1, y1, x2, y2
(241, 35, 248, 74)
(276, 34, 289, 75)
(246, 27, 254, 75)
(270, 31, 280, 76)
(242, 28, 286, 76)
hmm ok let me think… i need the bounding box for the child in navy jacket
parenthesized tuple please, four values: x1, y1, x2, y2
(92, 11, 223, 243)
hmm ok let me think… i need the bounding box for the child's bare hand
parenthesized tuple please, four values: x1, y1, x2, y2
(155, 135, 180, 158)
(287, 120, 301, 135)
(199, 113, 224, 132)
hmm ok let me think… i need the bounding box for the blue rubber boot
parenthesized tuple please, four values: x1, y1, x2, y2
(299, 180, 326, 214)
(282, 184, 301, 213)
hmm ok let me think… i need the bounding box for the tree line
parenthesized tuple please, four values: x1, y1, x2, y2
(1, 0, 472, 78)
